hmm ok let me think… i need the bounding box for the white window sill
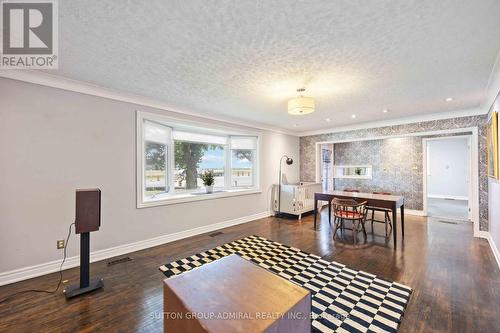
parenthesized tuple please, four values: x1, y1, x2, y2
(137, 188, 261, 208)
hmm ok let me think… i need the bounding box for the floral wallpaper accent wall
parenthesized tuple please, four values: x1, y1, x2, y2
(333, 137, 424, 210)
(299, 115, 489, 231)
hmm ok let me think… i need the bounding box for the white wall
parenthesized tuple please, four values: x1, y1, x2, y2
(489, 167, 500, 263)
(426, 138, 469, 199)
(488, 116, 500, 266)
(0, 78, 299, 277)
(487, 53, 500, 267)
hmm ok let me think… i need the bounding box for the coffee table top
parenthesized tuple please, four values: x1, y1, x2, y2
(164, 254, 310, 333)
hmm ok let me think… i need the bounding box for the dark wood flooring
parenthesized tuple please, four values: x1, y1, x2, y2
(1, 210, 499, 332)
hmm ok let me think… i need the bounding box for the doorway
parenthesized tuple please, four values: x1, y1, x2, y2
(423, 136, 472, 221)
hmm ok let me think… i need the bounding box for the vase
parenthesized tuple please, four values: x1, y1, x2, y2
(206, 185, 214, 194)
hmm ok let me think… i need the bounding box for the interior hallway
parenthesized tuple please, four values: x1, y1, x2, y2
(427, 197, 469, 221)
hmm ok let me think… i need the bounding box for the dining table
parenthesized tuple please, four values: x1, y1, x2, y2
(313, 190, 405, 247)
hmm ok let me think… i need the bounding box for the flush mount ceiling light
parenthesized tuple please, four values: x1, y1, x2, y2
(288, 88, 315, 115)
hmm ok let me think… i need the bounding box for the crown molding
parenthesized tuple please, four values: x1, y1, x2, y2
(0, 70, 492, 138)
(0, 70, 297, 136)
(296, 107, 487, 137)
(483, 49, 500, 112)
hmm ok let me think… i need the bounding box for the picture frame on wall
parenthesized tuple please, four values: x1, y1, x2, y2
(487, 111, 499, 179)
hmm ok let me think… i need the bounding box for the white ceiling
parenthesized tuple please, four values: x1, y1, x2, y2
(44, 0, 500, 132)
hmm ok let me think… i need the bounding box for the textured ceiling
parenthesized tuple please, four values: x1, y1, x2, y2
(46, 0, 500, 132)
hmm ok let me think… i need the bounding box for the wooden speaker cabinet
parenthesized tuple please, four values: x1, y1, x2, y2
(75, 188, 101, 234)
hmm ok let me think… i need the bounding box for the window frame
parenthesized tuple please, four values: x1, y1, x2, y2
(143, 120, 172, 199)
(136, 111, 261, 208)
(229, 135, 258, 188)
(171, 138, 227, 192)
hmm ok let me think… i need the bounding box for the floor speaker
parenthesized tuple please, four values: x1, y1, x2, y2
(64, 189, 104, 299)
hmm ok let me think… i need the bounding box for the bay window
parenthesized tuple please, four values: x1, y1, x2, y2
(137, 112, 260, 207)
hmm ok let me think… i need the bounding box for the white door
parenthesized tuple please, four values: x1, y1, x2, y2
(466, 137, 472, 220)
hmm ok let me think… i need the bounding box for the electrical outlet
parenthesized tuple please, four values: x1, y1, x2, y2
(57, 240, 65, 249)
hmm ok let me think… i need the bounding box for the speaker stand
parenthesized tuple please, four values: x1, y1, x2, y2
(64, 232, 103, 299)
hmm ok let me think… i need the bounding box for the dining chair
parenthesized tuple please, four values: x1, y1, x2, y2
(366, 192, 393, 236)
(332, 198, 368, 244)
(342, 189, 360, 212)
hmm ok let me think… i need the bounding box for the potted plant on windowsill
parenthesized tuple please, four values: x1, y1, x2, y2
(201, 170, 215, 194)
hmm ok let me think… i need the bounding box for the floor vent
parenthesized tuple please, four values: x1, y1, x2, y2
(107, 257, 133, 266)
(208, 231, 224, 237)
(438, 220, 459, 225)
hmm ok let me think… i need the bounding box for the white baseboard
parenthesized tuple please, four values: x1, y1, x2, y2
(0, 211, 270, 286)
(484, 232, 500, 269)
(474, 230, 489, 239)
(427, 194, 468, 201)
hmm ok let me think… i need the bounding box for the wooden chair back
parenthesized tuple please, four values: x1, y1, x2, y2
(332, 198, 368, 219)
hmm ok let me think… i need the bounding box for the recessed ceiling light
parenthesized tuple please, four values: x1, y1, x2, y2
(351, 114, 356, 119)
(325, 118, 331, 122)
(383, 109, 388, 113)
(293, 124, 298, 127)
(445, 97, 453, 102)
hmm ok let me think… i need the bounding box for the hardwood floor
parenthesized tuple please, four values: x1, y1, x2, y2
(1, 210, 499, 333)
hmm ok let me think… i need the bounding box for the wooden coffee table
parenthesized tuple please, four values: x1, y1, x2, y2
(163, 254, 311, 333)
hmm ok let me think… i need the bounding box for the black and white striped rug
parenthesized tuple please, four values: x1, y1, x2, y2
(159, 235, 412, 333)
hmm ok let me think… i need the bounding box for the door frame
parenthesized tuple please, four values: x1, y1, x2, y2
(422, 135, 473, 220)
(319, 143, 334, 192)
